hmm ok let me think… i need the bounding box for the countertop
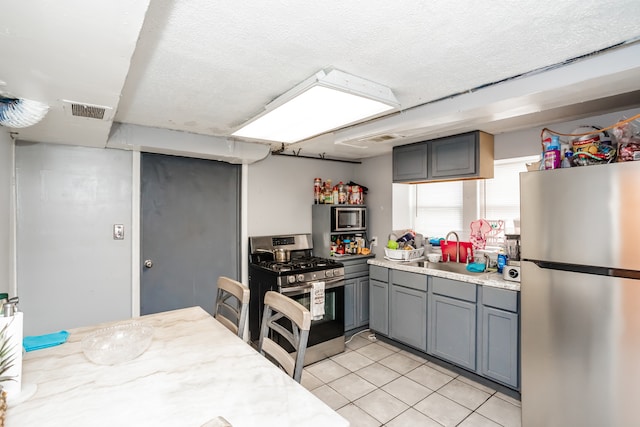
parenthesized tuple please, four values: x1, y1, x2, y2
(9, 307, 349, 427)
(331, 253, 375, 262)
(368, 257, 520, 292)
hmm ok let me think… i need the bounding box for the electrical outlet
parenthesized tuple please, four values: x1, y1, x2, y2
(371, 236, 378, 247)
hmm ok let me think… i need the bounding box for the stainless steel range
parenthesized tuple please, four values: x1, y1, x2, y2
(248, 233, 345, 365)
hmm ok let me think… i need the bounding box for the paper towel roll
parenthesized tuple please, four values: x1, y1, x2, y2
(0, 312, 23, 397)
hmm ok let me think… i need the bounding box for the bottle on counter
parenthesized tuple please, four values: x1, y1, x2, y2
(497, 252, 508, 273)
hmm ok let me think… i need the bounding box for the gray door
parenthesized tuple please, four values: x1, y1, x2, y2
(141, 153, 240, 316)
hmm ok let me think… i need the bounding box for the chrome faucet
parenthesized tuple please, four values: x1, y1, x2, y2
(445, 231, 460, 263)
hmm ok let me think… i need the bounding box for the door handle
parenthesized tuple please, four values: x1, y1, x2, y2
(144, 259, 154, 268)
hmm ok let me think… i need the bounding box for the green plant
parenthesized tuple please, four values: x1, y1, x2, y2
(0, 322, 16, 384)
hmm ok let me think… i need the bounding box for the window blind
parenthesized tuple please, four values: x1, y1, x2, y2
(415, 181, 463, 237)
(483, 156, 539, 229)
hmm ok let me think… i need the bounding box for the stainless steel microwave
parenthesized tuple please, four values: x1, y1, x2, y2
(331, 206, 366, 232)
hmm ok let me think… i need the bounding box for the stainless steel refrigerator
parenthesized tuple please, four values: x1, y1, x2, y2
(520, 161, 640, 427)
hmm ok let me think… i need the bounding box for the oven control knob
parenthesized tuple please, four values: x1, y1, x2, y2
(333, 269, 342, 277)
(297, 274, 305, 283)
(325, 269, 334, 278)
(287, 275, 296, 284)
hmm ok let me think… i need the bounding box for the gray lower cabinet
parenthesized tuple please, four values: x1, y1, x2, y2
(369, 265, 389, 336)
(390, 284, 427, 351)
(428, 277, 477, 371)
(389, 269, 428, 351)
(368, 263, 520, 390)
(343, 258, 371, 332)
(345, 276, 370, 332)
(480, 287, 519, 388)
(429, 294, 476, 370)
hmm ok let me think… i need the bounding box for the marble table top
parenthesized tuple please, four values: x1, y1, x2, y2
(8, 307, 349, 427)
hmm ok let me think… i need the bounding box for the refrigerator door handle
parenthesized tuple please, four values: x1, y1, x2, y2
(527, 259, 640, 280)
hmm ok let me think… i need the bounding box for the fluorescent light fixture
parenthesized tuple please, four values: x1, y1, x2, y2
(232, 68, 399, 143)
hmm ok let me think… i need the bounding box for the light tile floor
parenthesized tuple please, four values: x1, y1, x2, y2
(303, 334, 521, 427)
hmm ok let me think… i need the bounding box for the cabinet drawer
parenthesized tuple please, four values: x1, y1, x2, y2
(344, 261, 369, 277)
(370, 265, 389, 282)
(391, 270, 428, 292)
(432, 277, 476, 302)
(482, 286, 518, 312)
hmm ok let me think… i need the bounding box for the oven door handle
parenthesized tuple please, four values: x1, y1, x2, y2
(281, 277, 344, 296)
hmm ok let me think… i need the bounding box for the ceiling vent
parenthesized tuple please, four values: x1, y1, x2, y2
(62, 100, 114, 120)
(336, 132, 405, 148)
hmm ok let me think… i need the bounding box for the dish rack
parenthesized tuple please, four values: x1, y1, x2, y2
(384, 247, 425, 261)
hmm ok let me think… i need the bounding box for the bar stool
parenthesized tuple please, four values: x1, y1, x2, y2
(258, 291, 311, 383)
(214, 276, 250, 339)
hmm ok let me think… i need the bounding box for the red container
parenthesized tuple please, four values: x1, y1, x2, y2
(440, 241, 473, 263)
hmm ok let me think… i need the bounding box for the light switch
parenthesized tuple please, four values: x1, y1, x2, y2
(113, 224, 124, 240)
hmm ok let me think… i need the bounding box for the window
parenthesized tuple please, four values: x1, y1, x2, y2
(414, 181, 463, 238)
(482, 155, 538, 231)
(407, 155, 538, 239)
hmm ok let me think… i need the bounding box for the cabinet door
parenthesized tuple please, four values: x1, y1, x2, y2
(429, 294, 476, 370)
(393, 143, 428, 182)
(369, 279, 389, 336)
(344, 278, 357, 332)
(481, 307, 519, 388)
(356, 277, 370, 327)
(430, 132, 477, 179)
(390, 285, 427, 351)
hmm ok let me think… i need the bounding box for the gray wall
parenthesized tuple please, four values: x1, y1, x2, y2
(16, 142, 133, 335)
(357, 153, 393, 258)
(0, 130, 12, 296)
(246, 154, 357, 236)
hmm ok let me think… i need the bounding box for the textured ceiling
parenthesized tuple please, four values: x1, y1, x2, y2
(2, 0, 640, 161)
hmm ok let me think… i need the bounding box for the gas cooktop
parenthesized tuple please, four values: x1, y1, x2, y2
(255, 256, 342, 274)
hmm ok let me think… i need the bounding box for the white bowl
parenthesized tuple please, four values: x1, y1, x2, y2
(82, 322, 153, 365)
(427, 253, 441, 263)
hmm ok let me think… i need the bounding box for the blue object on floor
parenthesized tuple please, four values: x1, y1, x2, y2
(466, 263, 486, 273)
(23, 330, 69, 352)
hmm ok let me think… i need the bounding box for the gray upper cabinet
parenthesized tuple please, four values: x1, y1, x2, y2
(369, 265, 389, 336)
(392, 130, 494, 183)
(392, 143, 428, 182)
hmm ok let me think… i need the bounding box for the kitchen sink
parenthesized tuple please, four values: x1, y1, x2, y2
(408, 261, 487, 276)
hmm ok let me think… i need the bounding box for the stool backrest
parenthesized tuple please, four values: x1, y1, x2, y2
(258, 291, 311, 383)
(214, 276, 250, 339)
